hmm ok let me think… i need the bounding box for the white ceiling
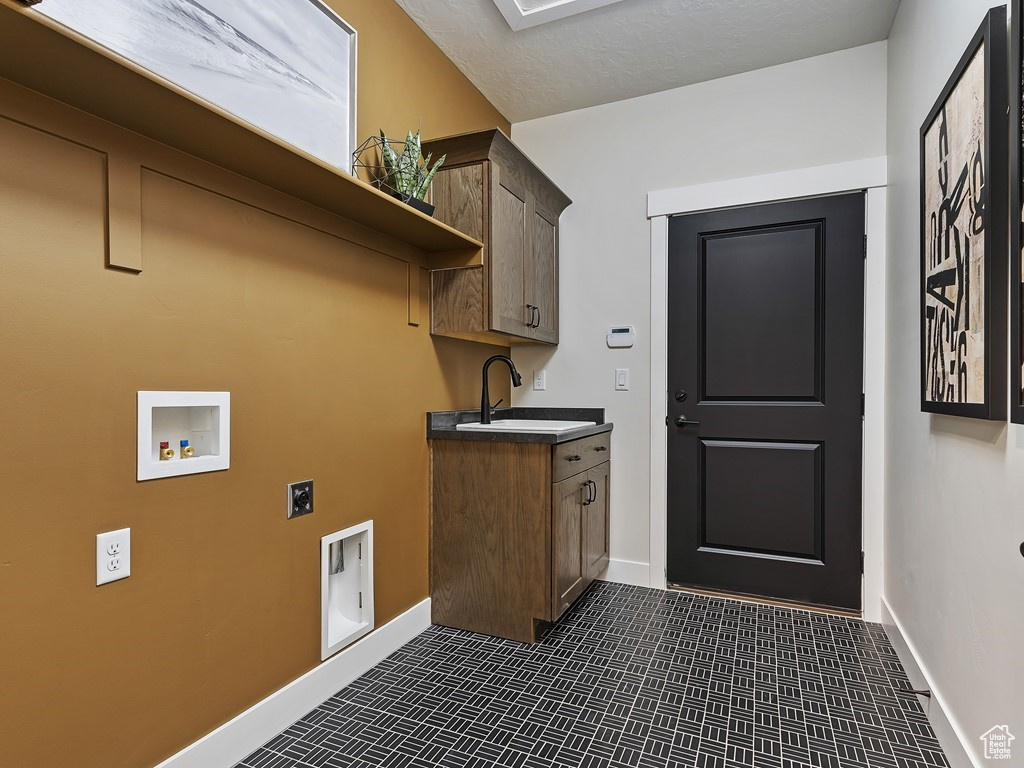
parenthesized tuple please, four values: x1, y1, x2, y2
(394, 0, 900, 123)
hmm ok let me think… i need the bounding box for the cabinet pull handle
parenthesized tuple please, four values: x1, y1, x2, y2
(594, 445, 607, 452)
(582, 480, 595, 505)
(525, 304, 536, 328)
(566, 454, 581, 462)
(533, 307, 541, 328)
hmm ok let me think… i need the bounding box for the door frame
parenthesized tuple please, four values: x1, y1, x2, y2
(647, 157, 888, 621)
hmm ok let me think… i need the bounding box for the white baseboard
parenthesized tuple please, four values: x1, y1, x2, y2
(601, 558, 651, 587)
(880, 597, 977, 768)
(155, 598, 432, 768)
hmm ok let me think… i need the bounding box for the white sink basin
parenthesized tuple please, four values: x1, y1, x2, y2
(456, 419, 597, 434)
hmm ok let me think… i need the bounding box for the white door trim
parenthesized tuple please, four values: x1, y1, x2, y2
(647, 156, 887, 621)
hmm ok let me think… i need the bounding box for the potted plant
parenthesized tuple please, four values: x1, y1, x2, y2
(353, 129, 445, 216)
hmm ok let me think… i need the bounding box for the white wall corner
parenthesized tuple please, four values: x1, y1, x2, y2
(154, 599, 431, 768)
(602, 558, 653, 587)
(881, 598, 979, 768)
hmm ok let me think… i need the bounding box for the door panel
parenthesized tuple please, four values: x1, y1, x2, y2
(703, 225, 821, 401)
(552, 474, 585, 618)
(490, 173, 527, 335)
(583, 462, 610, 580)
(527, 208, 558, 343)
(701, 440, 821, 560)
(667, 193, 864, 610)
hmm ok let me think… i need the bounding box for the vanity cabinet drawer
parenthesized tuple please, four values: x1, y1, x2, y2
(552, 432, 611, 483)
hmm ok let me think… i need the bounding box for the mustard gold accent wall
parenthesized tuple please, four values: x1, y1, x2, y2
(0, 3, 509, 766)
(335, 0, 512, 142)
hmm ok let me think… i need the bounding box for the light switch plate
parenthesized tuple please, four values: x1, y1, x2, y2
(615, 368, 630, 391)
(288, 480, 314, 519)
(96, 528, 131, 585)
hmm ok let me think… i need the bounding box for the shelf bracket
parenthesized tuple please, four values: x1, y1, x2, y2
(408, 263, 425, 327)
(105, 154, 142, 272)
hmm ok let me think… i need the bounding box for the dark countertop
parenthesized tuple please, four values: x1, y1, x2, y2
(427, 407, 613, 444)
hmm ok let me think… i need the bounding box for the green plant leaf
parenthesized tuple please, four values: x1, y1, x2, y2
(379, 130, 400, 191)
(378, 128, 440, 200)
(414, 153, 446, 200)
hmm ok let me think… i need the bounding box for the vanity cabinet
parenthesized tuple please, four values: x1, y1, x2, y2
(424, 129, 571, 346)
(430, 430, 611, 643)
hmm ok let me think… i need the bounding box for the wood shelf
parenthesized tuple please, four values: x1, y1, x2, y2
(0, 1, 483, 261)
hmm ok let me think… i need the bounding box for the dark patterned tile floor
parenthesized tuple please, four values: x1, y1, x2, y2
(236, 582, 949, 768)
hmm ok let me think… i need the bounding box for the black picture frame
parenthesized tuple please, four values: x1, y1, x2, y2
(1011, 0, 1024, 424)
(920, 5, 1007, 419)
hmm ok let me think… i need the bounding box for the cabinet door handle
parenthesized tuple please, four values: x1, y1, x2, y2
(525, 304, 537, 328)
(582, 480, 595, 505)
(566, 454, 582, 462)
(533, 307, 541, 329)
(594, 445, 607, 452)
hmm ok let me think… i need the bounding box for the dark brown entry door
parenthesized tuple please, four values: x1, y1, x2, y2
(666, 193, 865, 610)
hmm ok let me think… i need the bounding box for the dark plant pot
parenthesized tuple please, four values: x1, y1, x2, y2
(393, 192, 435, 217)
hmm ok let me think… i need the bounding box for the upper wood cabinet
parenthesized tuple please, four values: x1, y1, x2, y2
(424, 129, 571, 345)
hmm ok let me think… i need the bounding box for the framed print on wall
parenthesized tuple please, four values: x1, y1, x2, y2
(32, 0, 357, 174)
(1011, 0, 1024, 424)
(920, 4, 1007, 420)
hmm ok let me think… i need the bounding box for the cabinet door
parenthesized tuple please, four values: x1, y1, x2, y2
(583, 462, 610, 582)
(526, 205, 558, 344)
(489, 169, 529, 336)
(552, 473, 586, 619)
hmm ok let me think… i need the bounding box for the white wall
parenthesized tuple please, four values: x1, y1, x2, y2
(511, 42, 888, 581)
(885, 1, 1024, 764)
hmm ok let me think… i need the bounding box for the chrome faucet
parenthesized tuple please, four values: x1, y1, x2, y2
(480, 355, 523, 424)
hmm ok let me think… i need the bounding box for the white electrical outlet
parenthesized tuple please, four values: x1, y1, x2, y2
(96, 528, 131, 585)
(533, 369, 547, 391)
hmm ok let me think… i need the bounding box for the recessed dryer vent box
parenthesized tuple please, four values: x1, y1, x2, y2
(321, 520, 374, 660)
(137, 391, 230, 481)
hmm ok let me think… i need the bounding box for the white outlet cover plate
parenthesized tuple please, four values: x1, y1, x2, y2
(96, 528, 131, 585)
(533, 369, 547, 391)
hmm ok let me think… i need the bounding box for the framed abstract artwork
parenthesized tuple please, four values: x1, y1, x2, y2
(32, 0, 357, 173)
(920, 5, 1007, 419)
(1011, 0, 1024, 424)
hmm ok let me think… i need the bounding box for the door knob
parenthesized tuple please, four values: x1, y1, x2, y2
(674, 416, 700, 428)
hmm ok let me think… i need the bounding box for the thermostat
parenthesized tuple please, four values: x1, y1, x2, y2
(607, 325, 635, 348)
